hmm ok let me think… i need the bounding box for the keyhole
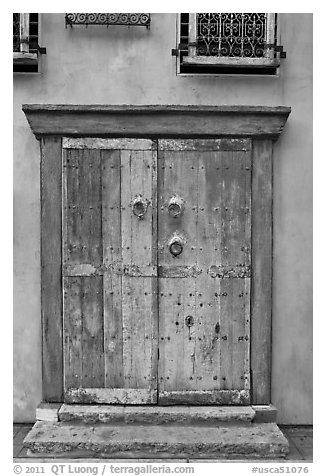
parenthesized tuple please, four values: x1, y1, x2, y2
(185, 315, 194, 327)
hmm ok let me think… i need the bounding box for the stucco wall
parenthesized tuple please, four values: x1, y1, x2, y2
(13, 13, 312, 423)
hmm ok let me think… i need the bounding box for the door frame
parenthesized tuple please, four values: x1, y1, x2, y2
(23, 104, 291, 405)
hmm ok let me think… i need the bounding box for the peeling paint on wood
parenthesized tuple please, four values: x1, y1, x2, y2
(158, 139, 252, 151)
(62, 263, 157, 277)
(65, 388, 157, 404)
(157, 144, 251, 403)
(159, 389, 250, 405)
(63, 137, 155, 150)
(158, 265, 202, 278)
(62, 140, 158, 404)
(208, 265, 251, 278)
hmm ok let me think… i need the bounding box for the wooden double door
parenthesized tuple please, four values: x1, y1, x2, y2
(62, 137, 251, 405)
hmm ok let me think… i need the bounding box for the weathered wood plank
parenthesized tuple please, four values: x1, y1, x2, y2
(63, 277, 83, 390)
(62, 147, 105, 393)
(120, 147, 158, 397)
(23, 105, 291, 140)
(40, 137, 63, 402)
(218, 151, 251, 394)
(65, 388, 157, 404)
(102, 150, 123, 388)
(158, 139, 251, 151)
(63, 148, 102, 266)
(80, 276, 105, 388)
(158, 145, 252, 402)
(195, 151, 222, 391)
(159, 389, 250, 405)
(157, 149, 199, 395)
(63, 276, 105, 390)
(63, 138, 155, 150)
(251, 139, 273, 404)
(158, 265, 202, 278)
(62, 263, 157, 277)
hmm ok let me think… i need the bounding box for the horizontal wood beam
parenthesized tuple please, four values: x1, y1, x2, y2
(159, 389, 250, 405)
(23, 105, 291, 140)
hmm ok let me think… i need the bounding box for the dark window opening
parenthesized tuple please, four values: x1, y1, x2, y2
(13, 13, 39, 73)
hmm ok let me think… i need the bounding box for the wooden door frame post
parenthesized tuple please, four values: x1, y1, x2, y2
(23, 105, 291, 404)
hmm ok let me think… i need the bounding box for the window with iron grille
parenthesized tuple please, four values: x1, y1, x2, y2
(13, 13, 40, 72)
(176, 13, 285, 75)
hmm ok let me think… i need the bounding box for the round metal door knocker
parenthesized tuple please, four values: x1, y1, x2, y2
(168, 194, 185, 218)
(169, 240, 183, 257)
(132, 195, 149, 219)
(168, 234, 185, 257)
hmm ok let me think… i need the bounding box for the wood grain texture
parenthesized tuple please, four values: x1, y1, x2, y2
(159, 389, 250, 405)
(65, 388, 157, 404)
(63, 138, 155, 150)
(251, 139, 273, 404)
(62, 148, 105, 391)
(22, 105, 291, 139)
(120, 149, 158, 395)
(40, 137, 63, 402)
(219, 151, 251, 393)
(157, 144, 251, 404)
(102, 150, 123, 388)
(158, 139, 251, 151)
(62, 141, 158, 403)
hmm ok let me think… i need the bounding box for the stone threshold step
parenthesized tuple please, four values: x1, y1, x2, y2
(24, 421, 289, 460)
(58, 405, 256, 424)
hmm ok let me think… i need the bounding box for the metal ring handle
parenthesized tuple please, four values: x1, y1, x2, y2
(132, 196, 148, 219)
(169, 240, 183, 256)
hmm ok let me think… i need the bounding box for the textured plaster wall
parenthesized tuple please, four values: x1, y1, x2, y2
(13, 13, 312, 423)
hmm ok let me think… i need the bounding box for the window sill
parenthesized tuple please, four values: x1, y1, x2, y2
(13, 52, 38, 65)
(182, 56, 280, 68)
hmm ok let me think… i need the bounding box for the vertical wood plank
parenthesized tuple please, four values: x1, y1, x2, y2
(219, 151, 251, 392)
(196, 152, 222, 391)
(63, 148, 105, 392)
(120, 148, 158, 394)
(81, 276, 104, 387)
(251, 139, 273, 404)
(41, 137, 63, 401)
(158, 142, 252, 403)
(158, 150, 198, 394)
(63, 149, 102, 266)
(102, 150, 123, 388)
(63, 277, 82, 390)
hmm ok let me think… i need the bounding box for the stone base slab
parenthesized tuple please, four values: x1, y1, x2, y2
(24, 421, 289, 459)
(58, 404, 255, 424)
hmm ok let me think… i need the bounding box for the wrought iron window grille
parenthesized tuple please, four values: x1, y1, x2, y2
(65, 13, 151, 29)
(13, 13, 46, 73)
(175, 13, 286, 74)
